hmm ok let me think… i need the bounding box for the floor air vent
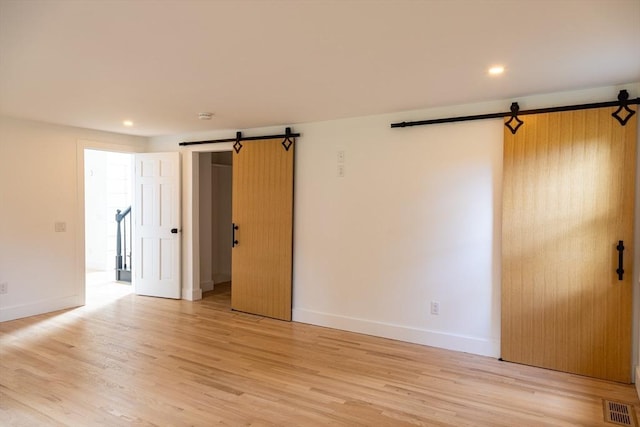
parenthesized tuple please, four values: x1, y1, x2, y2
(604, 400, 636, 426)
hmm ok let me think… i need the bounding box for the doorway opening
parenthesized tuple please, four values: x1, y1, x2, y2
(199, 151, 233, 306)
(84, 149, 134, 304)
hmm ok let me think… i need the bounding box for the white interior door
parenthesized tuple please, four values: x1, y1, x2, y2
(133, 152, 181, 299)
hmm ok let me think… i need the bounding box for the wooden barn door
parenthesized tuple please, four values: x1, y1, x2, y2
(231, 138, 294, 321)
(501, 107, 636, 383)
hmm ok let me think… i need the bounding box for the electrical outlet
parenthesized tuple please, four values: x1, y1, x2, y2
(337, 164, 345, 178)
(55, 221, 66, 232)
(430, 301, 440, 315)
(0, 282, 8, 295)
(337, 150, 345, 163)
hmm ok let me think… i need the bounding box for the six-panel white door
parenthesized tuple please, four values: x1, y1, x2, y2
(133, 152, 181, 299)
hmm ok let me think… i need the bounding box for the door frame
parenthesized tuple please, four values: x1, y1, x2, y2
(75, 140, 145, 306)
(634, 124, 640, 387)
(182, 144, 235, 301)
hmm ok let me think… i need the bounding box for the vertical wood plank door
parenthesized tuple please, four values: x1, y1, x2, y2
(501, 107, 636, 383)
(231, 138, 294, 321)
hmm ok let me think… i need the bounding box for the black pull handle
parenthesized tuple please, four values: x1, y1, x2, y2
(170, 228, 178, 234)
(616, 240, 624, 281)
(232, 223, 239, 247)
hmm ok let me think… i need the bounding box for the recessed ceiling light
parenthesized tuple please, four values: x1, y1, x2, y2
(198, 112, 214, 120)
(488, 65, 505, 76)
(123, 120, 134, 127)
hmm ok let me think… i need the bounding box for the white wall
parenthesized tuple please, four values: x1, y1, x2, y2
(84, 150, 109, 270)
(0, 116, 146, 321)
(105, 152, 133, 272)
(198, 152, 213, 291)
(292, 115, 503, 356)
(211, 163, 232, 284)
(3, 83, 635, 366)
(150, 83, 640, 360)
(84, 150, 132, 271)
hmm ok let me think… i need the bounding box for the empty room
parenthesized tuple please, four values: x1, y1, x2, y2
(1, 0, 639, 425)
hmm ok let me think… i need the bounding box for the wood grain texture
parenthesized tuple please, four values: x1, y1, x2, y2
(502, 108, 636, 383)
(231, 138, 294, 321)
(1, 281, 638, 426)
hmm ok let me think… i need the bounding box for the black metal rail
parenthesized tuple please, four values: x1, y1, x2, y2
(390, 90, 639, 131)
(179, 127, 300, 146)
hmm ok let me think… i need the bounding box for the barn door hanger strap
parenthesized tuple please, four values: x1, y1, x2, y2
(390, 90, 640, 134)
(281, 127, 295, 151)
(505, 103, 523, 135)
(233, 132, 243, 154)
(232, 128, 296, 153)
(612, 90, 636, 125)
(178, 127, 300, 149)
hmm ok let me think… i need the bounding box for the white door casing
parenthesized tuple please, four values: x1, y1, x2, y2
(133, 152, 181, 299)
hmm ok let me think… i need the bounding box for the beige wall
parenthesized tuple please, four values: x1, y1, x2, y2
(151, 83, 640, 362)
(211, 162, 232, 284)
(198, 152, 213, 291)
(2, 83, 638, 379)
(0, 116, 146, 321)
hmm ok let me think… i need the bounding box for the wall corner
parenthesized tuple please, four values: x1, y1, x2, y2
(182, 287, 202, 301)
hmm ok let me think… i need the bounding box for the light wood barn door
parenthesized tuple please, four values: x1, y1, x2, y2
(231, 138, 294, 321)
(501, 107, 636, 383)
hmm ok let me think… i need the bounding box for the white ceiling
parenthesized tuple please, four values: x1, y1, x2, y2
(1, 0, 639, 137)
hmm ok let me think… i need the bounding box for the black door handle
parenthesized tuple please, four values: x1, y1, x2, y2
(616, 240, 624, 281)
(171, 228, 178, 234)
(232, 223, 239, 247)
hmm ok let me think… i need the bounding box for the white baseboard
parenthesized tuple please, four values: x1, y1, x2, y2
(0, 294, 82, 322)
(636, 366, 640, 398)
(292, 308, 499, 358)
(200, 280, 214, 292)
(213, 273, 231, 284)
(182, 287, 202, 301)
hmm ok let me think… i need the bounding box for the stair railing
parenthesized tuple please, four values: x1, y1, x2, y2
(115, 206, 132, 282)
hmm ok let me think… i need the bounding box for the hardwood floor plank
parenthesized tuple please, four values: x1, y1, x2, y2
(1, 282, 638, 426)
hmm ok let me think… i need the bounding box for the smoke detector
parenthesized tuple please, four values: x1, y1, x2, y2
(198, 112, 214, 120)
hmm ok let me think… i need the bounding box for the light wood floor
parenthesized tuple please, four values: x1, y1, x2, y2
(1, 281, 638, 426)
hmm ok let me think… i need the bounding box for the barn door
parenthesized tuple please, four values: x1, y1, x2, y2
(501, 107, 636, 383)
(231, 138, 294, 321)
